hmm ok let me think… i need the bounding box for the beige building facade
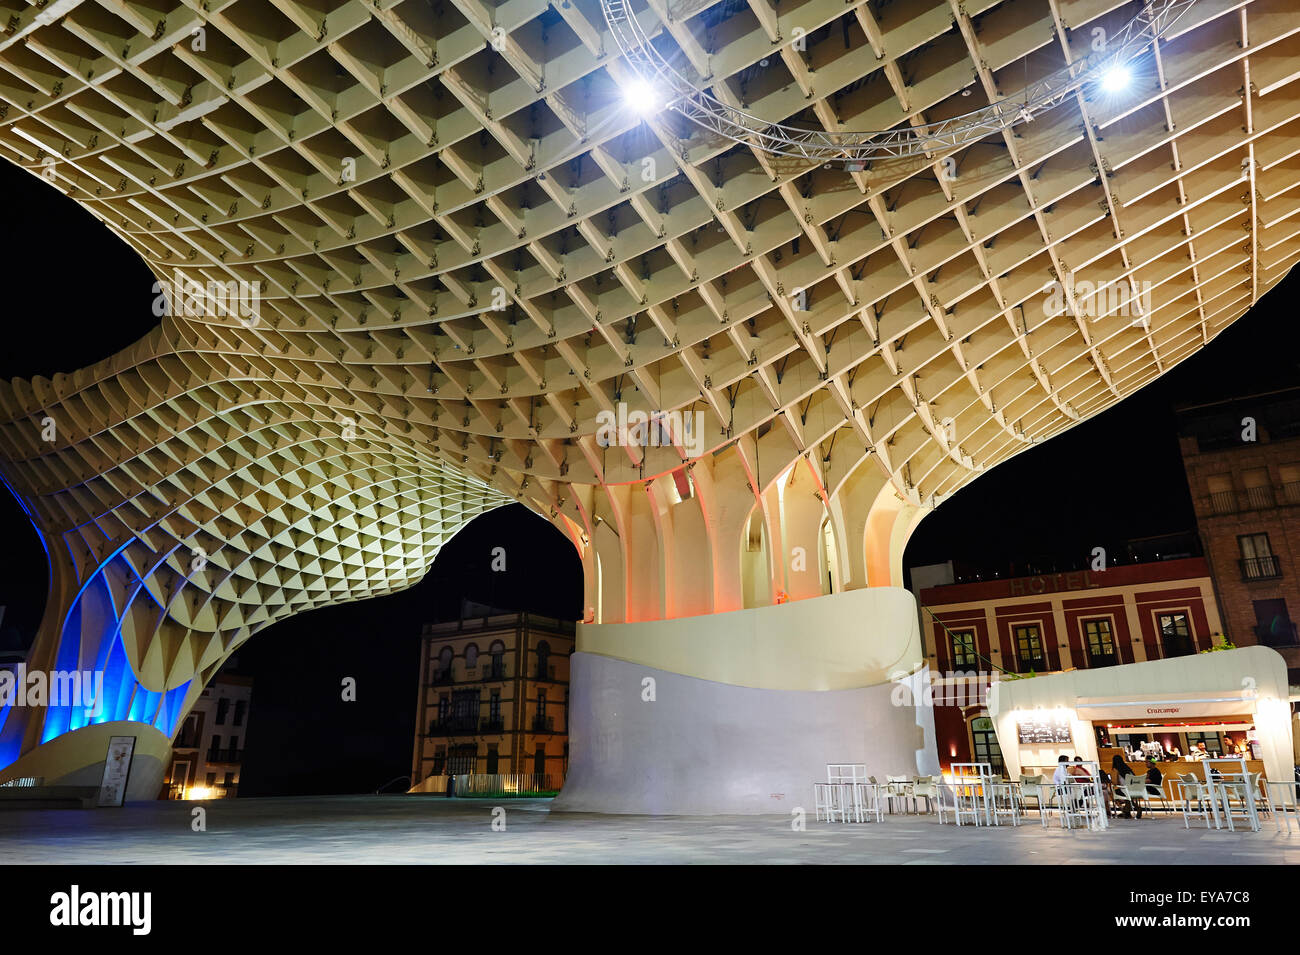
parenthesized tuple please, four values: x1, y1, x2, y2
(411, 611, 573, 789)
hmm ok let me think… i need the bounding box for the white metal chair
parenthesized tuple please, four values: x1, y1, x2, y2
(911, 775, 938, 814)
(1176, 773, 1212, 829)
(1264, 780, 1299, 834)
(990, 780, 1022, 827)
(1018, 774, 1050, 814)
(884, 774, 912, 814)
(826, 764, 870, 822)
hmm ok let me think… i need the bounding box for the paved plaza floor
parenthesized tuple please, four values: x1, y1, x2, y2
(1, 795, 1297, 864)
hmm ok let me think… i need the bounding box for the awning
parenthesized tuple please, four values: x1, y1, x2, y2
(1074, 692, 1254, 721)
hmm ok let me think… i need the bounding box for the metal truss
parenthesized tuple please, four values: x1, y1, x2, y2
(603, 0, 1200, 165)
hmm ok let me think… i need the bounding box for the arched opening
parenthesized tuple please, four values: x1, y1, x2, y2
(740, 507, 770, 609)
(818, 518, 841, 595)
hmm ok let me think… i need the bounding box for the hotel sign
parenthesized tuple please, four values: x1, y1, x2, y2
(1008, 570, 1102, 596)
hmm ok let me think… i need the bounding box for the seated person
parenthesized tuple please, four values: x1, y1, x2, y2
(1145, 758, 1164, 797)
(1068, 756, 1092, 778)
(1052, 755, 1071, 788)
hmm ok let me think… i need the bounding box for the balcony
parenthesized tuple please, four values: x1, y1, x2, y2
(480, 718, 505, 733)
(1239, 555, 1283, 581)
(534, 665, 557, 681)
(1283, 482, 1300, 506)
(1014, 656, 1046, 674)
(1255, 622, 1299, 648)
(430, 668, 455, 685)
(479, 663, 506, 681)
(1243, 486, 1275, 510)
(427, 718, 478, 736)
(1208, 490, 1237, 515)
(205, 748, 243, 763)
(530, 715, 555, 733)
(1086, 652, 1118, 669)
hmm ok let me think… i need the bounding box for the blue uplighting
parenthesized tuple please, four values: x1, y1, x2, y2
(0, 483, 192, 772)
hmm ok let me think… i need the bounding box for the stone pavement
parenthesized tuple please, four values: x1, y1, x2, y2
(1, 795, 1297, 864)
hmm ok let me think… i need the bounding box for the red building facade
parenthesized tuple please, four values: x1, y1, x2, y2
(1178, 389, 1300, 681)
(918, 559, 1225, 773)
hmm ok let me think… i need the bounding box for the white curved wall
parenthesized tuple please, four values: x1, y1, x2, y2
(558, 587, 936, 814)
(576, 586, 923, 691)
(554, 652, 940, 815)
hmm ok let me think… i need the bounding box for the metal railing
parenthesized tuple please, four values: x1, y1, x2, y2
(1208, 490, 1236, 514)
(1243, 486, 1275, 509)
(1240, 555, 1282, 580)
(418, 773, 561, 796)
(531, 715, 555, 733)
(427, 718, 478, 735)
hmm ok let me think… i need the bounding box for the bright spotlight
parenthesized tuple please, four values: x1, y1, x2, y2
(623, 79, 663, 114)
(1100, 64, 1131, 93)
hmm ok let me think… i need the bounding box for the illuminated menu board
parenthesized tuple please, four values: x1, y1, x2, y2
(1016, 715, 1073, 744)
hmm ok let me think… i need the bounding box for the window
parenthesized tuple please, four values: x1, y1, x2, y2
(223, 772, 234, 787)
(533, 746, 545, 776)
(949, 629, 977, 668)
(465, 644, 479, 669)
(1207, 474, 1235, 514)
(1241, 468, 1273, 509)
(449, 744, 477, 775)
(1253, 599, 1297, 647)
(489, 640, 505, 679)
(1013, 624, 1045, 671)
(486, 744, 499, 774)
(437, 695, 449, 723)
(451, 690, 479, 731)
(178, 714, 199, 748)
(1238, 533, 1281, 580)
(206, 773, 216, 786)
(489, 690, 501, 724)
(970, 717, 1004, 775)
(215, 697, 229, 725)
(1157, 613, 1193, 657)
(228, 736, 238, 756)
(1083, 618, 1117, 666)
(233, 700, 246, 727)
(536, 640, 551, 679)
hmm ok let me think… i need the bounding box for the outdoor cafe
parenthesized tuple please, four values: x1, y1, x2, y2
(812, 646, 1298, 833)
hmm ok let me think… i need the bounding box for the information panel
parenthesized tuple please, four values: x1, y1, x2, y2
(1016, 715, 1073, 744)
(96, 736, 136, 808)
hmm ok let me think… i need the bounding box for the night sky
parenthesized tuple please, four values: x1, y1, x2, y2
(0, 158, 1295, 795)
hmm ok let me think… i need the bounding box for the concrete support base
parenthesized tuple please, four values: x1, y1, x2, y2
(553, 588, 938, 814)
(0, 721, 171, 803)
